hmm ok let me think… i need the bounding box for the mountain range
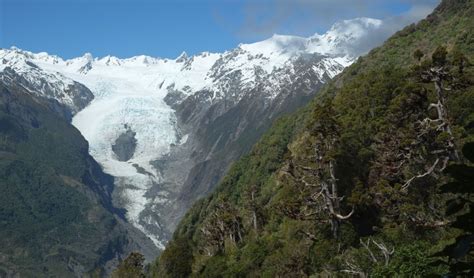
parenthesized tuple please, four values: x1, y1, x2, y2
(153, 0, 474, 276)
(3, 1, 472, 275)
(0, 16, 385, 258)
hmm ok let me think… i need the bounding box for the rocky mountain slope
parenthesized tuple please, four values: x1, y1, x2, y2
(0, 79, 158, 276)
(154, 0, 474, 276)
(0, 17, 387, 252)
(0, 49, 94, 117)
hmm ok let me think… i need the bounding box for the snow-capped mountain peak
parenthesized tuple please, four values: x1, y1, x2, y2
(176, 51, 189, 63)
(82, 52, 94, 61)
(0, 48, 94, 115)
(1, 16, 384, 102)
(239, 34, 307, 56)
(307, 17, 384, 57)
(0, 17, 387, 249)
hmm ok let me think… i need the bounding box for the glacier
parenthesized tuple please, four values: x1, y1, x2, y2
(0, 17, 386, 249)
(42, 58, 219, 248)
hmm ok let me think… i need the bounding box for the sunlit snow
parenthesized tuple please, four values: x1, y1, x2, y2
(0, 17, 385, 248)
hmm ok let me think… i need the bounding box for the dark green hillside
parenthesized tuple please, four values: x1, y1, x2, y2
(0, 82, 130, 277)
(153, 0, 474, 276)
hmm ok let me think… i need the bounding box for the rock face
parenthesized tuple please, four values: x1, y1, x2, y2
(0, 17, 389, 251)
(0, 49, 94, 116)
(153, 1, 474, 275)
(112, 125, 138, 162)
(0, 78, 158, 276)
(162, 54, 333, 232)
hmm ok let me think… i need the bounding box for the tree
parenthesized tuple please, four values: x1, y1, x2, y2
(402, 46, 460, 191)
(199, 200, 243, 256)
(311, 102, 354, 238)
(156, 237, 193, 278)
(280, 102, 353, 239)
(414, 49, 424, 62)
(432, 142, 474, 276)
(451, 48, 469, 74)
(432, 45, 448, 67)
(244, 184, 261, 231)
(111, 252, 145, 278)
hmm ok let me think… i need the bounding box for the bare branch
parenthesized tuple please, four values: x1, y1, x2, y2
(341, 257, 367, 278)
(334, 207, 355, 220)
(360, 238, 378, 263)
(371, 239, 394, 266)
(401, 158, 439, 191)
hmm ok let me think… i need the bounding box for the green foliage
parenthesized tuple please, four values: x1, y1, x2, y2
(432, 45, 449, 66)
(154, 1, 474, 277)
(112, 252, 146, 278)
(451, 46, 470, 73)
(414, 48, 425, 62)
(0, 85, 127, 276)
(432, 142, 474, 276)
(152, 237, 193, 278)
(372, 242, 445, 277)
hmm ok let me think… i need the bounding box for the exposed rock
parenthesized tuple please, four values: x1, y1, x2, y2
(112, 125, 137, 162)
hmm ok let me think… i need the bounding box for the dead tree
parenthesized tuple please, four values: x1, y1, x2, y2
(199, 202, 243, 256)
(317, 151, 354, 238)
(371, 239, 395, 266)
(307, 108, 355, 238)
(369, 86, 428, 189)
(341, 238, 394, 276)
(420, 64, 458, 159)
(341, 258, 368, 278)
(244, 184, 259, 231)
(402, 47, 460, 191)
(282, 104, 353, 239)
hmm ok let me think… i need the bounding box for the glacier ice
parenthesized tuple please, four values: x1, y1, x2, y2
(0, 17, 387, 248)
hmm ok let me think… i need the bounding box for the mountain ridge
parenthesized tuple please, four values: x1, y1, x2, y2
(0, 16, 390, 251)
(153, 0, 474, 276)
(0, 80, 158, 276)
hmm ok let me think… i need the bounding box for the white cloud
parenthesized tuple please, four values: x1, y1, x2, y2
(349, 3, 439, 54)
(215, 0, 440, 43)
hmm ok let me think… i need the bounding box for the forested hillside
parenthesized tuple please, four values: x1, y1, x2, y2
(0, 81, 155, 276)
(153, 0, 474, 276)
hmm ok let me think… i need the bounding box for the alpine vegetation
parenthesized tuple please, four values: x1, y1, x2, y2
(1, 0, 473, 277)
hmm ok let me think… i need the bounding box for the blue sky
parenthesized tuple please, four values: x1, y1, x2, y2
(0, 0, 439, 59)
